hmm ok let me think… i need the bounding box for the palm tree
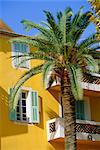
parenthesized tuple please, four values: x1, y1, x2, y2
(10, 7, 100, 150)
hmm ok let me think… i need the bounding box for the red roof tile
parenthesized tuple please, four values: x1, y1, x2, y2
(0, 19, 14, 32)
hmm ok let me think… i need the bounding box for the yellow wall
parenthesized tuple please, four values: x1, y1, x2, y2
(0, 33, 60, 150)
(0, 32, 100, 150)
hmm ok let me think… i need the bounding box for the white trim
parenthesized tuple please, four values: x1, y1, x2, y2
(81, 82, 100, 91)
(26, 90, 32, 123)
(21, 87, 39, 123)
(77, 132, 100, 141)
(90, 73, 100, 77)
(11, 43, 15, 68)
(76, 119, 100, 125)
(21, 86, 32, 91)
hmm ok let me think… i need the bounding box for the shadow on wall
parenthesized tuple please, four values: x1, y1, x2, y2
(36, 96, 44, 129)
(46, 107, 59, 119)
(0, 86, 28, 137)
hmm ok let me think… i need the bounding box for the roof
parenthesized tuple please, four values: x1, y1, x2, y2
(0, 19, 14, 33)
(0, 20, 29, 38)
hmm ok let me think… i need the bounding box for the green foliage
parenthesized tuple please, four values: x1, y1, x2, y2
(42, 61, 54, 88)
(11, 6, 100, 109)
(69, 65, 83, 100)
(83, 54, 99, 73)
(11, 65, 43, 109)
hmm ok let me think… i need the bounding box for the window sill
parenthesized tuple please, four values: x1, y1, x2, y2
(12, 120, 34, 126)
(12, 65, 30, 71)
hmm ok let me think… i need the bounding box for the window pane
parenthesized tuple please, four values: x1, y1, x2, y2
(17, 100, 20, 105)
(14, 43, 17, 51)
(17, 107, 20, 113)
(17, 43, 20, 51)
(15, 90, 28, 122)
(22, 92, 26, 98)
(23, 114, 26, 118)
(23, 118, 27, 121)
(22, 100, 26, 106)
(22, 107, 26, 113)
(75, 101, 85, 120)
(17, 113, 21, 120)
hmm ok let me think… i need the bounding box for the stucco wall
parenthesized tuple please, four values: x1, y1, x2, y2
(0, 34, 60, 150)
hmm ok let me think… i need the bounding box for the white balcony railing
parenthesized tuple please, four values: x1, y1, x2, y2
(46, 71, 100, 91)
(81, 82, 100, 91)
(47, 76, 100, 92)
(47, 118, 100, 141)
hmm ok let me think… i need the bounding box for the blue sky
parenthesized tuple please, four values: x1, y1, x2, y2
(0, 0, 96, 39)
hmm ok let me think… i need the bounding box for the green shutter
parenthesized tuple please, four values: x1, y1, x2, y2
(31, 91, 39, 123)
(8, 88, 16, 121)
(76, 100, 85, 120)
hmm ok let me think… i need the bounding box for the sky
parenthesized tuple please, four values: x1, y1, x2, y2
(0, 0, 96, 39)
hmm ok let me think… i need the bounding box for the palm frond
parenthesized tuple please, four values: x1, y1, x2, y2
(89, 45, 100, 58)
(41, 21, 51, 28)
(12, 51, 54, 69)
(59, 7, 73, 43)
(42, 61, 54, 88)
(83, 54, 99, 73)
(21, 20, 62, 53)
(57, 11, 63, 24)
(78, 33, 100, 50)
(21, 20, 57, 44)
(76, 11, 92, 28)
(72, 6, 83, 26)
(44, 10, 63, 43)
(69, 64, 83, 100)
(10, 36, 54, 47)
(11, 65, 43, 109)
(71, 11, 93, 44)
(47, 75, 56, 88)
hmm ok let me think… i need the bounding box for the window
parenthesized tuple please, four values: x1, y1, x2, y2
(16, 91, 27, 122)
(12, 42, 29, 69)
(59, 96, 85, 120)
(8, 88, 39, 123)
(75, 100, 85, 120)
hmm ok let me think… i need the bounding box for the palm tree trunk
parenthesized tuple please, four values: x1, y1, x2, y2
(61, 69, 76, 150)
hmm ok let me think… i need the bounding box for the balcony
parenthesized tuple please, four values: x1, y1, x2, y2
(47, 73, 100, 94)
(46, 118, 100, 142)
(81, 82, 100, 92)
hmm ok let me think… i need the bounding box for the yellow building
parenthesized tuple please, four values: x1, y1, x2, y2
(0, 20, 100, 150)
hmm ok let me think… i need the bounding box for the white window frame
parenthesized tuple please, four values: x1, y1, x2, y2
(16, 90, 28, 122)
(11, 43, 30, 70)
(17, 87, 39, 124)
(16, 87, 32, 123)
